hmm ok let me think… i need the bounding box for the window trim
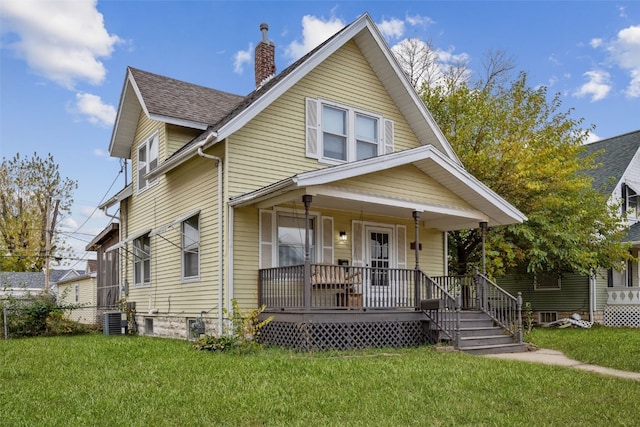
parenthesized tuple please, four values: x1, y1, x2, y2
(137, 133, 159, 192)
(318, 99, 384, 164)
(181, 214, 200, 282)
(533, 271, 562, 291)
(133, 233, 151, 288)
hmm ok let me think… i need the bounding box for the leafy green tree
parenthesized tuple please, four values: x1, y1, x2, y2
(408, 52, 631, 277)
(0, 153, 77, 274)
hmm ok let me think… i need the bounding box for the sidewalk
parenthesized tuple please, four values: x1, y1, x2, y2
(484, 348, 640, 382)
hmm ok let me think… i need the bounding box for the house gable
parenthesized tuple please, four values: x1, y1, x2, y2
(226, 38, 423, 196)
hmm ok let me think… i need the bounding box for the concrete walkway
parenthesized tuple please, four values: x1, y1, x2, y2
(484, 348, 640, 382)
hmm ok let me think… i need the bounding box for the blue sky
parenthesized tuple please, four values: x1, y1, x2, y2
(1, 1, 639, 268)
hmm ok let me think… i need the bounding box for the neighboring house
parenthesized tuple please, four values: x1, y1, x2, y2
(86, 223, 120, 312)
(101, 14, 526, 349)
(57, 260, 99, 325)
(0, 272, 46, 299)
(499, 130, 640, 326)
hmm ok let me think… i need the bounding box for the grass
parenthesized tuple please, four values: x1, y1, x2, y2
(1, 332, 640, 426)
(527, 325, 640, 372)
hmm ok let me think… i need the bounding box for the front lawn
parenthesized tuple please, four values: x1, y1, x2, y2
(1, 334, 639, 426)
(527, 325, 640, 372)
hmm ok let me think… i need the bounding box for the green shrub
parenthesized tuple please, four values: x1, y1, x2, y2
(1, 293, 91, 338)
(193, 299, 273, 354)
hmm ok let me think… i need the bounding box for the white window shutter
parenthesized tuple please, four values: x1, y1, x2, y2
(351, 221, 364, 267)
(322, 217, 334, 263)
(306, 98, 319, 158)
(259, 210, 274, 268)
(384, 119, 394, 154)
(396, 225, 406, 269)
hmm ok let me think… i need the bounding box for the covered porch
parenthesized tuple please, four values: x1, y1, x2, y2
(230, 146, 527, 350)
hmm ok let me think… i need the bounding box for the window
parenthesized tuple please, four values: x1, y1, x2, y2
(74, 284, 79, 303)
(626, 185, 638, 219)
(321, 104, 380, 162)
(538, 312, 558, 324)
(534, 271, 561, 290)
(137, 134, 158, 191)
(277, 213, 315, 266)
(133, 233, 150, 286)
(306, 98, 393, 163)
(182, 214, 200, 279)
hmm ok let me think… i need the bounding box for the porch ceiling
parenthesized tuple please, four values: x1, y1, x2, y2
(254, 185, 487, 231)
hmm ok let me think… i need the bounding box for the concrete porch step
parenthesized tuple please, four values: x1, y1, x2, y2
(461, 343, 528, 355)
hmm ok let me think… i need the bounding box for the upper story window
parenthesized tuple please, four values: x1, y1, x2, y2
(182, 214, 200, 280)
(133, 233, 151, 287)
(137, 134, 158, 191)
(625, 184, 638, 219)
(306, 98, 394, 164)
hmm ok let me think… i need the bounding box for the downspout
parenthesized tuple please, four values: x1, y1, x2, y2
(197, 135, 224, 335)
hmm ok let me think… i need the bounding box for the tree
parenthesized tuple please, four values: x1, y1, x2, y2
(395, 46, 632, 277)
(0, 153, 77, 277)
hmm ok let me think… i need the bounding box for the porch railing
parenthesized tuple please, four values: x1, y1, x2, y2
(475, 271, 523, 342)
(259, 264, 422, 310)
(258, 265, 522, 343)
(416, 271, 458, 342)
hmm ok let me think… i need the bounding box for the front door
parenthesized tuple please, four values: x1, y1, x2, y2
(365, 226, 394, 307)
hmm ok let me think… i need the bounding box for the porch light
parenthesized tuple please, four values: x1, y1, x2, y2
(339, 231, 347, 241)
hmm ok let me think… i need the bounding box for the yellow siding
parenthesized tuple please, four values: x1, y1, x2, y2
(231, 206, 260, 309)
(227, 40, 422, 197)
(166, 124, 200, 158)
(57, 277, 98, 324)
(232, 205, 445, 305)
(331, 164, 476, 210)
(124, 112, 223, 318)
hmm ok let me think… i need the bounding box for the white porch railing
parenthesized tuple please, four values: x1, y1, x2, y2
(606, 287, 640, 305)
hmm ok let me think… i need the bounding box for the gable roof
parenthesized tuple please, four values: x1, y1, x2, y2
(138, 13, 460, 179)
(230, 145, 526, 230)
(582, 129, 640, 195)
(109, 68, 244, 158)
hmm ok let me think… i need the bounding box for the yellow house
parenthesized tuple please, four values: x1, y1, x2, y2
(102, 14, 526, 351)
(56, 262, 98, 325)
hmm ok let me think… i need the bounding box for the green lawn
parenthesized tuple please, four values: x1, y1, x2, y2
(1, 331, 639, 426)
(527, 325, 640, 372)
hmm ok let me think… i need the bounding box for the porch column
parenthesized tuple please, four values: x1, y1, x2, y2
(479, 221, 488, 275)
(303, 195, 313, 310)
(412, 211, 422, 305)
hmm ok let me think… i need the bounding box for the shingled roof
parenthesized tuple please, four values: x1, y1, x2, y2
(128, 67, 245, 127)
(582, 129, 640, 195)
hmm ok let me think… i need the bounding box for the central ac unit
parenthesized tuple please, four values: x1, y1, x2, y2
(104, 311, 125, 335)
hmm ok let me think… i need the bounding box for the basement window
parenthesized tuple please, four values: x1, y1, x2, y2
(538, 312, 558, 324)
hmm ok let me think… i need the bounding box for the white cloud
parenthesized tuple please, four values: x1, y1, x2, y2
(93, 148, 108, 158)
(285, 15, 345, 60)
(590, 38, 603, 48)
(73, 93, 116, 126)
(607, 25, 640, 97)
(0, 0, 121, 89)
(234, 43, 253, 74)
(585, 131, 600, 143)
(574, 70, 611, 101)
(405, 14, 435, 27)
(377, 18, 405, 39)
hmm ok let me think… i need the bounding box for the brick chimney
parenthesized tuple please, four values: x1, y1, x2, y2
(255, 23, 276, 88)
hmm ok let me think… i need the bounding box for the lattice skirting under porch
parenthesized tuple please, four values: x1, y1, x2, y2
(259, 319, 435, 351)
(603, 305, 640, 328)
